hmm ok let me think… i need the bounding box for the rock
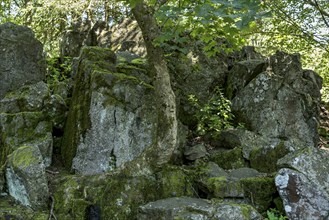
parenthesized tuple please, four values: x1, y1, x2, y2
(210, 147, 248, 170)
(6, 145, 49, 210)
(202, 162, 229, 178)
(229, 168, 261, 180)
(167, 42, 228, 128)
(198, 172, 276, 214)
(0, 168, 5, 195)
(0, 81, 49, 114)
(0, 22, 45, 99)
(62, 47, 157, 175)
(226, 59, 267, 99)
(60, 20, 109, 58)
(240, 176, 278, 214)
(0, 112, 53, 167)
(156, 166, 196, 198)
(53, 173, 158, 219)
(232, 51, 322, 149)
(44, 94, 68, 130)
(137, 197, 262, 220)
(116, 51, 141, 63)
(210, 129, 288, 172)
(0, 81, 54, 167)
(184, 144, 208, 161)
(275, 147, 329, 219)
(0, 196, 48, 219)
(109, 18, 146, 56)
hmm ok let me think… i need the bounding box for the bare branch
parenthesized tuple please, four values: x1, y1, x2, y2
(312, 0, 329, 28)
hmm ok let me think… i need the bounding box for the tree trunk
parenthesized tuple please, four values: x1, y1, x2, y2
(132, 1, 178, 166)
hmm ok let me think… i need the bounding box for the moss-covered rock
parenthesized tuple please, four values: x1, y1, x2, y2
(249, 141, 289, 173)
(53, 172, 159, 219)
(226, 59, 267, 100)
(0, 112, 53, 167)
(138, 197, 262, 220)
(6, 145, 49, 210)
(210, 147, 248, 170)
(241, 177, 277, 214)
(156, 165, 196, 198)
(62, 47, 157, 175)
(0, 196, 48, 219)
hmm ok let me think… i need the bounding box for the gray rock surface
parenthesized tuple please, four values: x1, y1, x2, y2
(62, 47, 157, 175)
(137, 197, 262, 220)
(203, 162, 229, 178)
(0, 22, 45, 99)
(232, 51, 322, 149)
(0, 82, 54, 167)
(276, 147, 329, 219)
(60, 20, 109, 57)
(229, 168, 261, 180)
(184, 144, 208, 161)
(6, 145, 49, 210)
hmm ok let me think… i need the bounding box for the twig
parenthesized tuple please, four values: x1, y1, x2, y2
(46, 170, 60, 175)
(48, 196, 57, 220)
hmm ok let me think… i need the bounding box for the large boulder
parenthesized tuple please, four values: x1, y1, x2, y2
(62, 46, 157, 175)
(231, 51, 322, 149)
(0, 22, 45, 99)
(275, 147, 329, 219)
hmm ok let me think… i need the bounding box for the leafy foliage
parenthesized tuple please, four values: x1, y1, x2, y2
(188, 88, 235, 135)
(265, 208, 288, 220)
(153, 0, 265, 56)
(46, 57, 72, 84)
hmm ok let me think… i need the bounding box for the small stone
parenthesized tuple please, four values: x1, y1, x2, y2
(184, 144, 208, 161)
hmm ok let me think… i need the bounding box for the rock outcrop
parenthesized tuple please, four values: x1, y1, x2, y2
(62, 46, 157, 175)
(0, 22, 45, 99)
(231, 51, 321, 148)
(0, 21, 327, 220)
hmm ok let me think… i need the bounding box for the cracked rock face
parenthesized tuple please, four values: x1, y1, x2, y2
(231, 51, 322, 149)
(62, 47, 157, 175)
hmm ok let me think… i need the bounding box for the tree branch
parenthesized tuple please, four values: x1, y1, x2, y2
(309, 0, 329, 28)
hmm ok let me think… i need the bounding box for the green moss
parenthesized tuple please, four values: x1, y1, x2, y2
(210, 147, 247, 170)
(273, 196, 285, 214)
(0, 197, 48, 219)
(241, 177, 277, 214)
(206, 176, 228, 198)
(10, 145, 39, 169)
(80, 46, 116, 64)
(61, 57, 93, 169)
(53, 172, 159, 219)
(53, 175, 90, 218)
(157, 165, 196, 198)
(249, 141, 289, 173)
